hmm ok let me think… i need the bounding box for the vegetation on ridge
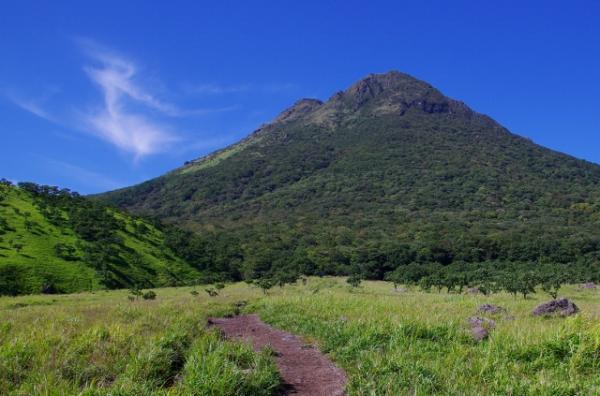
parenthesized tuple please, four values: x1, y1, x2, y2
(99, 71, 600, 284)
(0, 180, 213, 295)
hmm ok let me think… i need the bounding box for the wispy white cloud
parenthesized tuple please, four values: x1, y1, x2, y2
(8, 95, 50, 119)
(185, 83, 252, 95)
(4, 87, 60, 122)
(79, 41, 181, 159)
(182, 82, 298, 96)
(5, 39, 244, 161)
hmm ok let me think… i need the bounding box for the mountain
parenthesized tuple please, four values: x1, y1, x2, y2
(99, 71, 600, 279)
(0, 181, 208, 295)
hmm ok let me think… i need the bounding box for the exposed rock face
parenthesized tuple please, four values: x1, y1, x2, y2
(477, 304, 506, 314)
(468, 316, 496, 341)
(273, 98, 324, 124)
(326, 71, 458, 114)
(533, 298, 579, 317)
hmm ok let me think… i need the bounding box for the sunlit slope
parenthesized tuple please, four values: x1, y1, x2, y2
(0, 182, 201, 294)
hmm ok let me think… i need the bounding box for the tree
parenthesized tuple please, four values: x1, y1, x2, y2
(12, 242, 24, 253)
(419, 276, 434, 292)
(257, 278, 274, 294)
(500, 271, 520, 298)
(0, 264, 25, 296)
(385, 270, 402, 290)
(540, 272, 563, 299)
(346, 274, 362, 288)
(517, 272, 538, 299)
(54, 243, 78, 261)
(273, 271, 299, 288)
(129, 286, 143, 300)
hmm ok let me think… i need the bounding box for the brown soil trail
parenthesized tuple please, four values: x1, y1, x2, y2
(209, 314, 347, 396)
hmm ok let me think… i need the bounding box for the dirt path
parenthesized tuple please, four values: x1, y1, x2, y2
(209, 314, 347, 396)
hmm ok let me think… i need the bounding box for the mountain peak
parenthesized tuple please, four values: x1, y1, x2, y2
(337, 70, 441, 109)
(273, 98, 324, 124)
(351, 70, 426, 92)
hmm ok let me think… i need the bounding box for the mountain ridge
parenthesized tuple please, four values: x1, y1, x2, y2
(97, 70, 600, 280)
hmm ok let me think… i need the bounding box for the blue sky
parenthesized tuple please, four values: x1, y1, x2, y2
(1, 1, 599, 194)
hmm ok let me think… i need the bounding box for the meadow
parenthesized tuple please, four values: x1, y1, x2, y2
(1, 278, 599, 395)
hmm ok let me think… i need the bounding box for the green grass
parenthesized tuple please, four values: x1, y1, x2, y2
(0, 187, 99, 292)
(1, 279, 599, 395)
(177, 136, 260, 175)
(0, 185, 200, 294)
(0, 283, 280, 395)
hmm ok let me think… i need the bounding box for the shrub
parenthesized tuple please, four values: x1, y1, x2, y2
(142, 290, 157, 300)
(257, 278, 274, 294)
(346, 274, 362, 288)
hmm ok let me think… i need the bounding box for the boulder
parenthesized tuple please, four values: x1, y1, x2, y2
(533, 298, 579, 317)
(468, 316, 495, 341)
(477, 304, 506, 314)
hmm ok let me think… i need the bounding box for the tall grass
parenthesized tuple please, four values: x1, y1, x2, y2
(1, 279, 599, 395)
(0, 284, 279, 395)
(254, 278, 600, 395)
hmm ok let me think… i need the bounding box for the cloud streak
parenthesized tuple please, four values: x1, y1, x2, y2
(183, 82, 298, 96)
(81, 42, 180, 159)
(4, 88, 59, 122)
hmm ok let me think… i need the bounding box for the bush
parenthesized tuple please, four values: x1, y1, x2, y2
(142, 290, 157, 300)
(347, 274, 362, 288)
(256, 278, 274, 294)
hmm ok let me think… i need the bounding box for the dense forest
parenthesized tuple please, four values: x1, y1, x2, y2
(98, 72, 600, 285)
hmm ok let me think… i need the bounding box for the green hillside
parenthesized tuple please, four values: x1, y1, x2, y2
(0, 181, 205, 295)
(99, 71, 600, 281)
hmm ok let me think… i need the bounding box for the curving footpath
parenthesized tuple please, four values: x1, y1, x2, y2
(209, 314, 347, 396)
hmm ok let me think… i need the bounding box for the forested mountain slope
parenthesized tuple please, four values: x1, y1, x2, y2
(0, 181, 207, 295)
(99, 71, 600, 279)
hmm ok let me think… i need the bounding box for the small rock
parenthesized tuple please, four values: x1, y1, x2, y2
(471, 326, 490, 341)
(468, 316, 496, 329)
(467, 287, 481, 295)
(477, 304, 506, 314)
(468, 316, 495, 342)
(533, 298, 579, 317)
(580, 282, 597, 290)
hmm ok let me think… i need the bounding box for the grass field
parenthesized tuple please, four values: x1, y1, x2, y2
(1, 278, 599, 395)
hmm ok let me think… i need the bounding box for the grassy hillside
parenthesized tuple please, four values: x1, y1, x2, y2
(1, 279, 598, 394)
(99, 71, 600, 281)
(0, 181, 204, 295)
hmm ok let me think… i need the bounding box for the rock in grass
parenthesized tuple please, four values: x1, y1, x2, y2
(467, 287, 482, 295)
(477, 304, 506, 314)
(580, 282, 597, 290)
(533, 298, 579, 317)
(468, 316, 496, 341)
